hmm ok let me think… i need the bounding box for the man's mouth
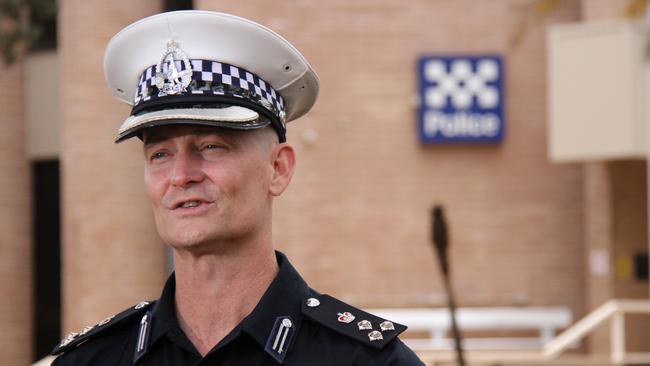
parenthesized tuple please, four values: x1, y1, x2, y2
(172, 198, 212, 210)
(180, 200, 201, 208)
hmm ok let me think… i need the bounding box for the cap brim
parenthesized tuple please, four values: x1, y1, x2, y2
(115, 106, 266, 143)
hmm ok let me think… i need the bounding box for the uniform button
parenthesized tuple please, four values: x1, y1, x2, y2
(306, 298, 320, 307)
(282, 318, 293, 328)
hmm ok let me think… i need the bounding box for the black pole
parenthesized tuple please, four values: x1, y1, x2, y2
(432, 205, 465, 366)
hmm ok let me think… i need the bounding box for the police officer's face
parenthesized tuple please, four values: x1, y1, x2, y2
(142, 125, 293, 251)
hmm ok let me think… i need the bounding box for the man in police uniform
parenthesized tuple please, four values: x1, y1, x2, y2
(51, 10, 424, 365)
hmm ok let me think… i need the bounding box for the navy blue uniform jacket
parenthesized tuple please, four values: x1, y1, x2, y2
(52, 252, 425, 365)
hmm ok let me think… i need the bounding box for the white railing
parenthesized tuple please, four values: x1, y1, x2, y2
(543, 299, 650, 364)
(376, 300, 650, 365)
(369, 306, 573, 350)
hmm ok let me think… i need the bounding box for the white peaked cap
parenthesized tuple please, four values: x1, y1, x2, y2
(104, 10, 319, 142)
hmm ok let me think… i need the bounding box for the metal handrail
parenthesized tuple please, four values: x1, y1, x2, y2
(543, 299, 650, 364)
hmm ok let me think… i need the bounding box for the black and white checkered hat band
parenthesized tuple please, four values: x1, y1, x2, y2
(134, 59, 286, 123)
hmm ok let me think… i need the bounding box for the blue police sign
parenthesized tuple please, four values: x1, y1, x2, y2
(418, 55, 505, 143)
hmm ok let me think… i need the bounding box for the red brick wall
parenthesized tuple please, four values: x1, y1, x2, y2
(58, 0, 166, 333)
(0, 58, 31, 363)
(611, 161, 649, 352)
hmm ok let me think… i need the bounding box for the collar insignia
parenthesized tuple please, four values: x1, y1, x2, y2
(133, 312, 152, 364)
(264, 316, 294, 364)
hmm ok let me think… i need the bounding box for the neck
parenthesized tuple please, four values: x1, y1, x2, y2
(172, 239, 278, 356)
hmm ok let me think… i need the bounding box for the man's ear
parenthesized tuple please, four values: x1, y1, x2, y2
(269, 143, 296, 196)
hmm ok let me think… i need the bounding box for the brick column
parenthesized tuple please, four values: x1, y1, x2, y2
(58, 0, 165, 334)
(0, 59, 32, 364)
(583, 162, 615, 353)
(579, 0, 649, 354)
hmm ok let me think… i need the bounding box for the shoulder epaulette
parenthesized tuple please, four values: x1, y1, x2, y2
(302, 293, 407, 349)
(51, 300, 154, 355)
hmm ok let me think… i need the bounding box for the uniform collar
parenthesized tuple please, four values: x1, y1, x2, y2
(146, 251, 310, 362)
(240, 251, 310, 350)
(147, 272, 178, 348)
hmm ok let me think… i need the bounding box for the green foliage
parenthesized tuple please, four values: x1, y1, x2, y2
(0, 0, 57, 64)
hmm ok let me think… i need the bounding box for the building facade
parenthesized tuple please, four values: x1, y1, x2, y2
(0, 0, 647, 364)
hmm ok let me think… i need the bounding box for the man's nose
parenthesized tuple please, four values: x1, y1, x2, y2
(170, 151, 204, 187)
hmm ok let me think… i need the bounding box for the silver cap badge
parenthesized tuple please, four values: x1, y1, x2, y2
(155, 40, 193, 96)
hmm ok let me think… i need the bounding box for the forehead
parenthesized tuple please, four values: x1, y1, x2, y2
(142, 125, 248, 145)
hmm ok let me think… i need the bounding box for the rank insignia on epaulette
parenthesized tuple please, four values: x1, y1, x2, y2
(134, 301, 150, 310)
(380, 321, 395, 331)
(302, 294, 407, 349)
(337, 312, 355, 323)
(357, 320, 372, 331)
(264, 316, 295, 363)
(52, 300, 154, 356)
(79, 325, 94, 336)
(368, 330, 383, 341)
(97, 315, 115, 326)
(59, 332, 79, 348)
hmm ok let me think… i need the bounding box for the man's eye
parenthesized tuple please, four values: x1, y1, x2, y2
(150, 151, 168, 160)
(201, 143, 223, 151)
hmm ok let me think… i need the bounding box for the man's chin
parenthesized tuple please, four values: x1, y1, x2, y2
(162, 227, 211, 248)
(157, 218, 214, 245)
(168, 232, 207, 246)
